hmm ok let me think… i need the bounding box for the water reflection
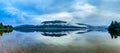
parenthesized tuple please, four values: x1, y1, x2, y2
(0, 28, 109, 37)
(1, 27, 120, 39)
(0, 30, 13, 36)
(15, 29, 90, 37)
(0, 28, 120, 53)
(108, 29, 120, 39)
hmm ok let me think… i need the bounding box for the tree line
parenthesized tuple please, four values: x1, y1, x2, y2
(0, 22, 13, 30)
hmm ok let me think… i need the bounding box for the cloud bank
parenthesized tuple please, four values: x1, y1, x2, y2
(0, 0, 120, 26)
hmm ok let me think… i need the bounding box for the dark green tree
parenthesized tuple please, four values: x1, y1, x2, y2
(0, 22, 4, 28)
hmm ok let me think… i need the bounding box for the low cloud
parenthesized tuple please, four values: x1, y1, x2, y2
(34, 0, 97, 24)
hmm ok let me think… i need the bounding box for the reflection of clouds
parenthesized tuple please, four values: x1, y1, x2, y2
(35, 32, 79, 46)
(39, 31, 120, 48)
(0, 31, 42, 49)
(0, 31, 120, 50)
(34, 31, 120, 48)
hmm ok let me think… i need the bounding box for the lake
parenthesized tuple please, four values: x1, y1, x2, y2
(0, 29, 120, 53)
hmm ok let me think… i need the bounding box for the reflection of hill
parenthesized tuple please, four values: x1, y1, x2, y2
(14, 28, 81, 32)
(14, 29, 81, 37)
(41, 32, 67, 37)
(15, 27, 107, 37)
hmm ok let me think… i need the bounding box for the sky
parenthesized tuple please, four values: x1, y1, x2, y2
(0, 0, 120, 26)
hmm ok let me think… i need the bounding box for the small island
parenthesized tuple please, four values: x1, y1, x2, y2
(108, 21, 120, 39)
(0, 22, 13, 35)
(108, 21, 120, 31)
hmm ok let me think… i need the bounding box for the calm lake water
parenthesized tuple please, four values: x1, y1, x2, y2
(0, 29, 120, 53)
